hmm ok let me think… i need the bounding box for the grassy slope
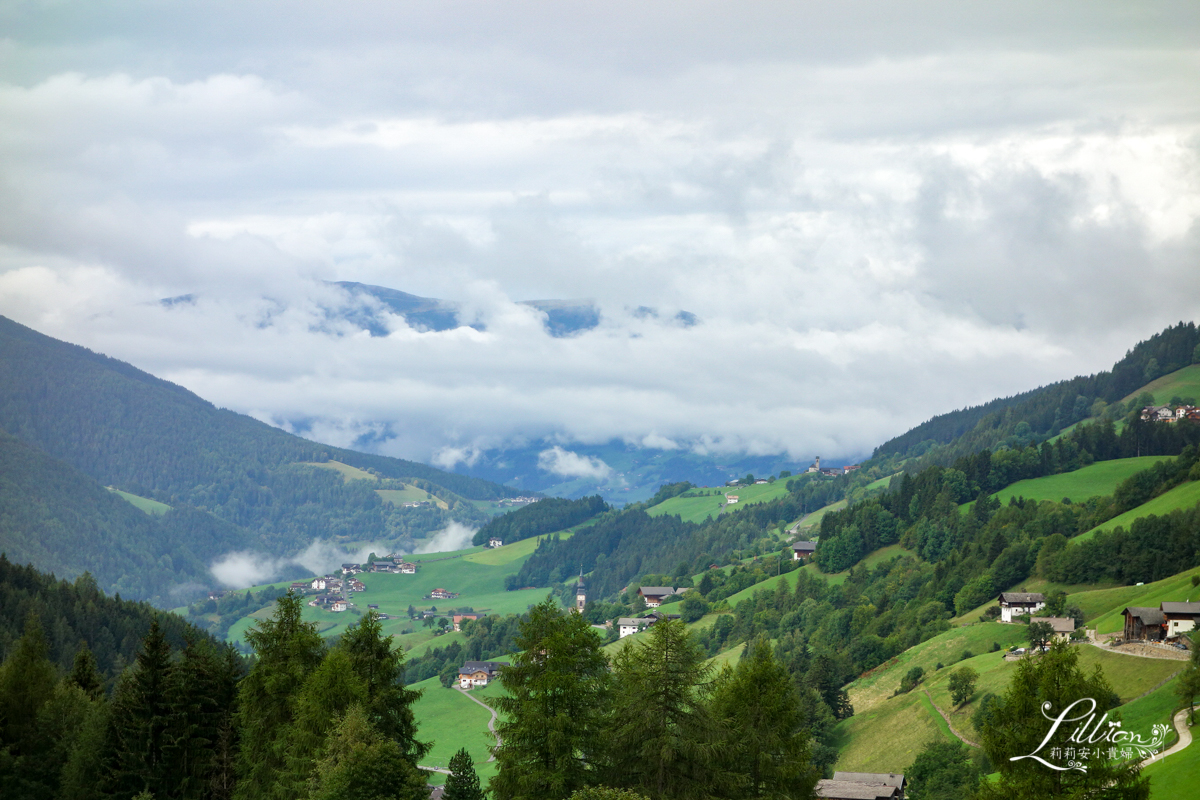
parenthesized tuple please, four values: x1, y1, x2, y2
(992, 456, 1171, 505)
(832, 690, 946, 772)
(1076, 565, 1200, 634)
(647, 481, 792, 525)
(410, 675, 498, 785)
(1124, 363, 1200, 405)
(108, 488, 172, 515)
(1143, 707, 1200, 798)
(791, 499, 847, 533)
(1075, 480, 1200, 542)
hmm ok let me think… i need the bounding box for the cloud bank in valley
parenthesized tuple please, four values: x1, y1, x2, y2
(2, 2, 1200, 466)
(210, 540, 383, 589)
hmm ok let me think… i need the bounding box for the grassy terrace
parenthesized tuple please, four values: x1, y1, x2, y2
(1076, 479, 1200, 542)
(991, 456, 1171, 505)
(108, 487, 172, 515)
(1073, 564, 1200, 634)
(647, 481, 793, 525)
(1127, 363, 1200, 406)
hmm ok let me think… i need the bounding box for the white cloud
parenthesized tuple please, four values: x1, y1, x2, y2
(538, 447, 614, 481)
(2, 3, 1200, 469)
(210, 540, 382, 589)
(412, 522, 478, 555)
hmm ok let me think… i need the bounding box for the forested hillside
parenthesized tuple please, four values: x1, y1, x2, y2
(471, 495, 608, 546)
(0, 315, 524, 600)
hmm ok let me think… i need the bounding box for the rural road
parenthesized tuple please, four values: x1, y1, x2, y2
(456, 686, 501, 762)
(923, 690, 981, 748)
(1140, 709, 1193, 768)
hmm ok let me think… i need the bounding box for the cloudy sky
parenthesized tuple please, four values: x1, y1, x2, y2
(2, 1, 1200, 471)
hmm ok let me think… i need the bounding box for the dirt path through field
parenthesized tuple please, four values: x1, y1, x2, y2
(457, 686, 501, 762)
(1140, 709, 1193, 768)
(923, 690, 981, 748)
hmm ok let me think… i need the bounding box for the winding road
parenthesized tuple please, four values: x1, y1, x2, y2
(456, 686, 502, 762)
(1140, 709, 1194, 768)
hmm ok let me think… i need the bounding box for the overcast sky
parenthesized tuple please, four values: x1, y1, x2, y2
(2, 1, 1200, 470)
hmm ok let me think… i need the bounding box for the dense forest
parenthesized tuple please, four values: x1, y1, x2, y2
(0, 314, 525, 601)
(471, 495, 608, 547)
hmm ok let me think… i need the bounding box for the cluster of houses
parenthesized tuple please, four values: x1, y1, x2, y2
(816, 772, 905, 799)
(311, 594, 350, 613)
(497, 496, 541, 508)
(616, 609, 683, 638)
(805, 457, 861, 478)
(996, 592, 1077, 641)
(1140, 404, 1200, 423)
(429, 588, 459, 600)
(1122, 601, 1200, 642)
(368, 558, 418, 574)
(290, 575, 365, 595)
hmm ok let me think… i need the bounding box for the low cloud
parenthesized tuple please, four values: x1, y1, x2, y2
(412, 522, 478, 555)
(210, 539, 384, 589)
(537, 446, 614, 481)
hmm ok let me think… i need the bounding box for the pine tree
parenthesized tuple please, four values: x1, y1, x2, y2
(69, 644, 105, 700)
(601, 619, 716, 800)
(307, 704, 427, 800)
(975, 641, 1149, 799)
(445, 747, 485, 800)
(105, 617, 174, 799)
(708, 639, 816, 799)
(0, 614, 64, 798)
(233, 591, 326, 800)
(491, 599, 612, 800)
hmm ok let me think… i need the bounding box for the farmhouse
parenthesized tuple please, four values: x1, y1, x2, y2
(816, 772, 905, 799)
(1029, 617, 1076, 641)
(791, 541, 817, 560)
(399, 562, 417, 574)
(430, 588, 458, 600)
(289, 581, 309, 591)
(452, 613, 482, 631)
(310, 578, 327, 591)
(348, 579, 365, 592)
(617, 617, 653, 638)
(458, 660, 510, 689)
(341, 563, 361, 575)
(488, 537, 504, 548)
(370, 560, 397, 573)
(997, 592, 1046, 623)
(1160, 601, 1200, 639)
(331, 599, 348, 612)
(1123, 607, 1166, 641)
(638, 586, 677, 608)
(725, 494, 739, 504)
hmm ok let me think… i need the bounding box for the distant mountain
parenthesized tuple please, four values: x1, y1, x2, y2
(0, 315, 522, 602)
(330, 280, 696, 337)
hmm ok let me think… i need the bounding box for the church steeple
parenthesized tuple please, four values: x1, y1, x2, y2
(575, 565, 586, 612)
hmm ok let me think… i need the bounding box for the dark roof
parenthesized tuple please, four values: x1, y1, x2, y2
(815, 779, 900, 799)
(1161, 602, 1200, 616)
(1123, 607, 1166, 625)
(999, 592, 1045, 604)
(792, 541, 817, 552)
(833, 772, 905, 789)
(639, 586, 676, 597)
(459, 660, 510, 675)
(1030, 617, 1076, 633)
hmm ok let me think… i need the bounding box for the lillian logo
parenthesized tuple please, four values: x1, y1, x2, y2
(1011, 698, 1170, 772)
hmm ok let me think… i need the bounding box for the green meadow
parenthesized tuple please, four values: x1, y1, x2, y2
(1075, 480, 1200, 542)
(790, 499, 847, 533)
(108, 487, 172, 515)
(1124, 364, 1200, 406)
(647, 481, 793, 524)
(992, 456, 1171, 505)
(1074, 564, 1200, 634)
(410, 676, 498, 785)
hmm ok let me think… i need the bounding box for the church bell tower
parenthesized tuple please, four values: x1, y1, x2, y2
(575, 566, 586, 612)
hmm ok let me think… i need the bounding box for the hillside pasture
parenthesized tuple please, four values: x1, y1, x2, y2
(1075, 565, 1200, 634)
(1075, 480, 1200, 542)
(463, 529, 576, 566)
(108, 488, 172, 515)
(376, 484, 447, 509)
(831, 690, 946, 773)
(647, 481, 792, 524)
(1124, 364, 1200, 406)
(991, 456, 1171, 506)
(410, 676, 498, 785)
(790, 499, 847, 533)
(305, 459, 376, 482)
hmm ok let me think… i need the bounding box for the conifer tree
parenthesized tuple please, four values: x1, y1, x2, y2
(975, 641, 1149, 799)
(307, 704, 427, 800)
(445, 747, 485, 800)
(69, 643, 105, 700)
(708, 639, 816, 799)
(601, 619, 716, 800)
(105, 618, 174, 799)
(491, 598, 611, 800)
(234, 592, 326, 800)
(0, 613, 62, 798)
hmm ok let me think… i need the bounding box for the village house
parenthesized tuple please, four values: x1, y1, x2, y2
(348, 579, 366, 592)
(997, 591, 1046, 623)
(430, 588, 458, 600)
(618, 617, 653, 638)
(725, 494, 739, 504)
(1123, 606, 1166, 641)
(289, 581, 310, 592)
(341, 563, 361, 575)
(488, 537, 504, 548)
(1160, 601, 1200, 638)
(816, 772, 905, 799)
(791, 541, 817, 561)
(638, 586, 677, 608)
(331, 599, 348, 612)
(370, 559, 397, 573)
(1030, 617, 1076, 642)
(452, 613, 482, 632)
(458, 660, 510, 689)
(755, 479, 769, 484)
(399, 562, 417, 574)
(310, 577, 327, 591)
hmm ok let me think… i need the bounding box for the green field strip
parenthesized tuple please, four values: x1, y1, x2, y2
(832, 690, 942, 774)
(376, 485, 448, 509)
(1076, 565, 1200, 634)
(647, 481, 793, 524)
(304, 460, 377, 481)
(1123, 364, 1200, 406)
(1075, 480, 1200, 542)
(705, 642, 746, 670)
(993, 457, 1171, 506)
(918, 691, 960, 744)
(410, 676, 497, 783)
(463, 529, 576, 566)
(792, 500, 847, 532)
(108, 488, 172, 515)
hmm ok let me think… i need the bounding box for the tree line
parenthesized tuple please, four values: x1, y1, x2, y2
(472, 496, 608, 547)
